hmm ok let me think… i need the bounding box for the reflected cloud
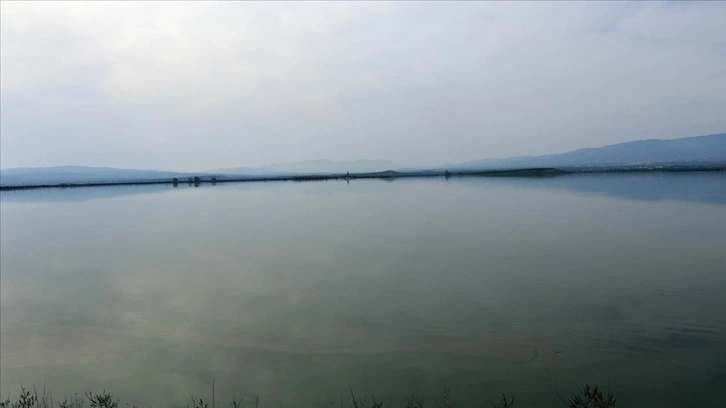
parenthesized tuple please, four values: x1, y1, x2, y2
(2, 175, 726, 406)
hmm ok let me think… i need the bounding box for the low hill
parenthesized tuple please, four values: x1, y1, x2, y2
(0, 166, 194, 186)
(451, 133, 726, 170)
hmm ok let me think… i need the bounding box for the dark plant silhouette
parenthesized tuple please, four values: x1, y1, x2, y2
(492, 394, 516, 408)
(229, 397, 243, 408)
(565, 385, 616, 408)
(85, 391, 118, 408)
(406, 395, 425, 408)
(349, 390, 383, 408)
(434, 387, 452, 408)
(189, 398, 207, 408)
(0, 387, 37, 408)
(0, 383, 621, 408)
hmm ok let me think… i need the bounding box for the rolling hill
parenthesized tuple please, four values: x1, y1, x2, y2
(450, 133, 726, 170)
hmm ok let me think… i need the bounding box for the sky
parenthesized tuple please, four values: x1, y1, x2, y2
(1, 1, 725, 171)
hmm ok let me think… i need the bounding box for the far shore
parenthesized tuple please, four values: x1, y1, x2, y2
(1, 165, 725, 192)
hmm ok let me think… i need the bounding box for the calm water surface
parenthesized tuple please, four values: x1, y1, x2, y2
(1, 173, 726, 407)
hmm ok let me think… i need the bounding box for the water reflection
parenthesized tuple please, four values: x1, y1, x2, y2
(464, 171, 726, 205)
(1, 174, 725, 407)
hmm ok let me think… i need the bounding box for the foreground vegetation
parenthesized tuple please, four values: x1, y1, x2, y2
(0, 385, 616, 408)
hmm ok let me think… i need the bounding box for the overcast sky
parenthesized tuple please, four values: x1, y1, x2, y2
(1, 1, 725, 171)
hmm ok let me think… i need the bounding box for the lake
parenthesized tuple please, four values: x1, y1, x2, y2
(1, 172, 725, 407)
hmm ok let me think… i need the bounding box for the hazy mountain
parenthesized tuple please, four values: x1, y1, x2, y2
(451, 133, 726, 170)
(3, 133, 724, 187)
(213, 159, 406, 175)
(0, 166, 193, 186)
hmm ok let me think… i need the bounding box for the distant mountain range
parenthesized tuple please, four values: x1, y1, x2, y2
(449, 133, 726, 170)
(1, 132, 724, 186)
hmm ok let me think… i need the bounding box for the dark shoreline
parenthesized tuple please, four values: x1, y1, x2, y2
(1, 165, 724, 192)
(1, 383, 616, 408)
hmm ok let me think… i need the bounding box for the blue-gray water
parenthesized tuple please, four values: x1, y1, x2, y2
(1, 173, 725, 407)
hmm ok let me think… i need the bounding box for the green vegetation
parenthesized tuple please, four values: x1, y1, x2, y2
(0, 385, 617, 408)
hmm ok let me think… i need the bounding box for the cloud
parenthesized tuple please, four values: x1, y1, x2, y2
(1, 1, 725, 170)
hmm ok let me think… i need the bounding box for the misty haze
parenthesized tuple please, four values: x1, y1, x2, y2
(1, 1, 726, 408)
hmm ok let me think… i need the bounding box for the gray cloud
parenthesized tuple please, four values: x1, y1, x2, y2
(1, 1, 725, 170)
